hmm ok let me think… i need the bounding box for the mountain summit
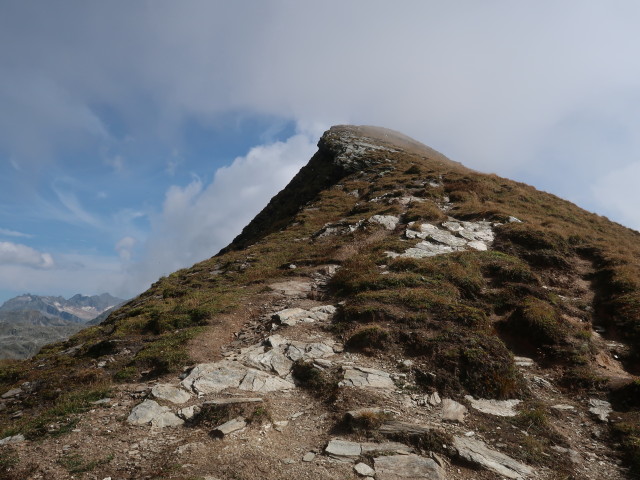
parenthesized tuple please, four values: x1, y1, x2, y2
(0, 126, 639, 479)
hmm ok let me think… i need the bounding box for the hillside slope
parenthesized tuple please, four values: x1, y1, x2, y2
(0, 125, 639, 479)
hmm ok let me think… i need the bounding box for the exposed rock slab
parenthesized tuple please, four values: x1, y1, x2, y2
(0, 434, 25, 445)
(241, 347, 293, 376)
(325, 439, 362, 461)
(181, 361, 248, 394)
(238, 369, 295, 392)
(271, 305, 336, 326)
(341, 366, 395, 389)
(127, 399, 184, 428)
(464, 395, 521, 417)
(374, 454, 444, 480)
(369, 215, 400, 230)
(454, 436, 533, 479)
(1, 388, 22, 399)
(268, 280, 312, 297)
(151, 384, 192, 404)
(361, 441, 413, 455)
(182, 360, 294, 395)
(392, 219, 495, 259)
(212, 417, 246, 438)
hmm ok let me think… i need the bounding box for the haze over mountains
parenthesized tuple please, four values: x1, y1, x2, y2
(0, 293, 123, 359)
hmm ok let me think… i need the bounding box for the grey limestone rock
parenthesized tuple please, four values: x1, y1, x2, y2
(1, 388, 22, 399)
(177, 405, 200, 421)
(341, 366, 395, 389)
(369, 215, 400, 230)
(127, 399, 184, 428)
(181, 361, 248, 394)
(464, 395, 521, 417)
(212, 417, 246, 438)
(454, 436, 533, 479)
(588, 398, 612, 422)
(374, 454, 444, 480)
(354, 462, 375, 476)
(325, 439, 362, 461)
(238, 369, 295, 392)
(0, 434, 25, 445)
(441, 398, 467, 422)
(151, 384, 192, 404)
(268, 280, 312, 297)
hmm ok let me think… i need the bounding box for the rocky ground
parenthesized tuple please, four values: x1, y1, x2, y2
(0, 259, 629, 479)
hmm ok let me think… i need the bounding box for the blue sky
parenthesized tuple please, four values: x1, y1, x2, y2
(1, 1, 640, 304)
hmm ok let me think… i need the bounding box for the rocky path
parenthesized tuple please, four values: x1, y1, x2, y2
(0, 210, 634, 479)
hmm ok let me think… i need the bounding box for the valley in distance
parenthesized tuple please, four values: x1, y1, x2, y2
(0, 293, 124, 359)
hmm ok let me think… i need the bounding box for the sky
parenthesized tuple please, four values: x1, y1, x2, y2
(1, 1, 640, 304)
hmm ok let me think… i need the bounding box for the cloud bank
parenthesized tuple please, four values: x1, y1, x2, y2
(0, 242, 54, 269)
(123, 129, 319, 293)
(2, 1, 640, 301)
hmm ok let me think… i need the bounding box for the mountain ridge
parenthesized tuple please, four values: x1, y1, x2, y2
(0, 293, 124, 360)
(0, 126, 639, 479)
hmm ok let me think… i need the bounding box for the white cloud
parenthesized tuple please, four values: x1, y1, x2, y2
(3, 1, 640, 300)
(592, 161, 640, 232)
(51, 184, 103, 228)
(115, 236, 137, 261)
(2, 2, 640, 230)
(0, 228, 32, 238)
(123, 128, 318, 292)
(0, 241, 54, 268)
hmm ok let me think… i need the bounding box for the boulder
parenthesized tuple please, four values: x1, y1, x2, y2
(272, 307, 313, 326)
(441, 399, 467, 422)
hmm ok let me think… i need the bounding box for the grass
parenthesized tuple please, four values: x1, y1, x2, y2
(1, 385, 111, 440)
(57, 452, 113, 473)
(345, 326, 390, 353)
(291, 360, 339, 398)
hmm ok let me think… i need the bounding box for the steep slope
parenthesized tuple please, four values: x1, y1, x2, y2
(0, 125, 639, 479)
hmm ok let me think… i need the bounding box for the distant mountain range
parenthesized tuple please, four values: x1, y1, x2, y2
(0, 293, 124, 359)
